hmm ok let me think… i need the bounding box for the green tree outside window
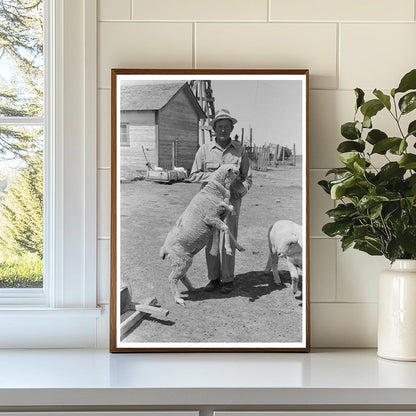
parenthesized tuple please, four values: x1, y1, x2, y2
(0, 0, 44, 288)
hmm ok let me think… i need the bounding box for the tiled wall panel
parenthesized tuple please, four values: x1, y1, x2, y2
(132, 0, 268, 21)
(97, 239, 110, 305)
(336, 246, 389, 303)
(310, 239, 336, 302)
(311, 303, 378, 347)
(98, 169, 111, 239)
(340, 24, 416, 90)
(309, 90, 354, 169)
(98, 22, 193, 88)
(98, 89, 111, 168)
(96, 0, 416, 347)
(99, 0, 131, 21)
(196, 23, 338, 89)
(271, 0, 414, 22)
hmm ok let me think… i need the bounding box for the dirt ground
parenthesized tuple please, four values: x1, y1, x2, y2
(120, 161, 304, 344)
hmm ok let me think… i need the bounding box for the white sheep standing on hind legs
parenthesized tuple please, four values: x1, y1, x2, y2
(265, 219, 303, 296)
(160, 164, 245, 306)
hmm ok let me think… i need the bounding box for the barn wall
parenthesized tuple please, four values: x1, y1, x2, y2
(119, 110, 157, 179)
(157, 88, 200, 171)
(120, 126, 156, 179)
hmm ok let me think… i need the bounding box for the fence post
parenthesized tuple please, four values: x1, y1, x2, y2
(293, 143, 296, 166)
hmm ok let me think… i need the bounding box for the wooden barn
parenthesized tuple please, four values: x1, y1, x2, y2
(119, 82, 206, 179)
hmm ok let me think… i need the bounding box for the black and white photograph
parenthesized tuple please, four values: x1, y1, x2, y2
(110, 69, 309, 352)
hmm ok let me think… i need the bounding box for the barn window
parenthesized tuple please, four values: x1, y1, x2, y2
(120, 123, 130, 147)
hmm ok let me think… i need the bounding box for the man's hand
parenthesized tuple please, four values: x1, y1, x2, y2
(230, 180, 248, 200)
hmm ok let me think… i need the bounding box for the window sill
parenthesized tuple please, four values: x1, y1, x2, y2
(0, 306, 102, 316)
(0, 307, 103, 348)
(0, 349, 415, 410)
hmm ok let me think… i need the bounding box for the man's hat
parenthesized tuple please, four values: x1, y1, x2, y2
(210, 109, 238, 127)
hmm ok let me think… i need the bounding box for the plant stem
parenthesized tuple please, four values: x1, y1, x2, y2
(390, 97, 406, 139)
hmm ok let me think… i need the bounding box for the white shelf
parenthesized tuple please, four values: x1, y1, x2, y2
(0, 349, 416, 408)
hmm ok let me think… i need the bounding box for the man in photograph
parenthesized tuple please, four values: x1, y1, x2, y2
(188, 109, 252, 294)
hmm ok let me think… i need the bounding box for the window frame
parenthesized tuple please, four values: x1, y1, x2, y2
(0, 0, 100, 348)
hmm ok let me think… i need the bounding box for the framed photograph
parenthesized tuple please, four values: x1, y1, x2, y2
(110, 69, 310, 352)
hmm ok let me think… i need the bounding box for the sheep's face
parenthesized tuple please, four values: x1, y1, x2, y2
(219, 164, 240, 188)
(277, 241, 302, 260)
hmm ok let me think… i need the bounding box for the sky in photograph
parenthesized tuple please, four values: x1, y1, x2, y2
(211, 80, 303, 151)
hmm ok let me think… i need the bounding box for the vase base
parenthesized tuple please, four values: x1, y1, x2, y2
(377, 351, 416, 362)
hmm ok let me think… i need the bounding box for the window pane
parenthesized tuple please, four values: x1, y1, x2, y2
(0, 0, 44, 290)
(120, 123, 130, 146)
(0, 126, 43, 288)
(0, 0, 44, 117)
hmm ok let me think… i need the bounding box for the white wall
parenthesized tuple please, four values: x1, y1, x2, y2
(96, 0, 416, 348)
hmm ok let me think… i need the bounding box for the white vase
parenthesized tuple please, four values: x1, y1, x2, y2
(378, 259, 416, 361)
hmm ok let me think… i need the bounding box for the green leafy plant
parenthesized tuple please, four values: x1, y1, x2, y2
(319, 69, 416, 262)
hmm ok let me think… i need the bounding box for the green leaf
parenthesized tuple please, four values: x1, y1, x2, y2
(405, 175, 416, 196)
(366, 129, 387, 145)
(325, 167, 351, 176)
(378, 162, 406, 181)
(365, 236, 383, 251)
(399, 154, 416, 169)
(318, 180, 331, 194)
(339, 152, 360, 167)
(406, 174, 416, 187)
(337, 140, 365, 153)
(326, 203, 357, 220)
(330, 175, 365, 200)
(341, 235, 355, 251)
(398, 227, 416, 255)
(353, 158, 366, 174)
(386, 239, 403, 262)
(384, 203, 400, 222)
(389, 139, 408, 155)
(369, 203, 383, 220)
(360, 99, 384, 119)
(341, 122, 360, 140)
(363, 116, 372, 129)
(396, 69, 416, 94)
(399, 139, 407, 154)
(407, 120, 416, 137)
(322, 221, 351, 237)
(357, 195, 389, 212)
(354, 241, 383, 256)
(355, 88, 365, 110)
(399, 92, 416, 115)
(371, 137, 402, 154)
(353, 224, 374, 240)
(330, 177, 353, 199)
(338, 153, 370, 177)
(373, 89, 391, 110)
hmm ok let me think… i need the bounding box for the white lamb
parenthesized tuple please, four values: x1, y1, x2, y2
(265, 219, 302, 295)
(160, 164, 245, 305)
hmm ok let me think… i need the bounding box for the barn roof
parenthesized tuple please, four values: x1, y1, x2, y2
(120, 82, 206, 118)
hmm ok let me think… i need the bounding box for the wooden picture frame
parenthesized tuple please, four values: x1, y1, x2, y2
(110, 69, 310, 352)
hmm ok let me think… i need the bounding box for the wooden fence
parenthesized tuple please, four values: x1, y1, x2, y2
(246, 144, 296, 171)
